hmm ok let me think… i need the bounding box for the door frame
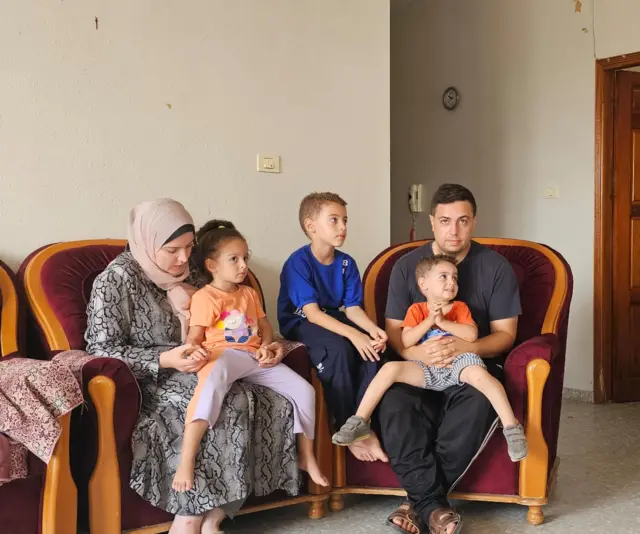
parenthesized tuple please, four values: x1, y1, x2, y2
(594, 51, 640, 403)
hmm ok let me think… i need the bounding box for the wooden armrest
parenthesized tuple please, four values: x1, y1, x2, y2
(519, 358, 551, 499)
(88, 376, 121, 534)
(42, 412, 77, 534)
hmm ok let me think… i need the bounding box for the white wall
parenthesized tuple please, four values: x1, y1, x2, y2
(392, 0, 596, 391)
(594, 0, 640, 58)
(0, 1, 390, 322)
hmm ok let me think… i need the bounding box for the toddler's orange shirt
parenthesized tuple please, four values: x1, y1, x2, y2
(402, 301, 475, 328)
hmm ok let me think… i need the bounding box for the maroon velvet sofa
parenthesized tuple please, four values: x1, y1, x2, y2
(19, 240, 332, 534)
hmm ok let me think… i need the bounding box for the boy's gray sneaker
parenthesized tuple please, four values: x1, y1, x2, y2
(331, 415, 371, 446)
(503, 423, 528, 461)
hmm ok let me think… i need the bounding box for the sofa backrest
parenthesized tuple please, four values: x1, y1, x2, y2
(21, 240, 265, 355)
(362, 238, 573, 348)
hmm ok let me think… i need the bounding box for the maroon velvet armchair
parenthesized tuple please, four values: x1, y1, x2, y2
(329, 238, 573, 526)
(0, 259, 77, 534)
(20, 239, 333, 534)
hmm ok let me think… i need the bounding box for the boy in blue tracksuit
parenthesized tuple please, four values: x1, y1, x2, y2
(278, 192, 389, 462)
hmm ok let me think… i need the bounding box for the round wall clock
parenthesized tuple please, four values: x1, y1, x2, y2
(442, 86, 460, 111)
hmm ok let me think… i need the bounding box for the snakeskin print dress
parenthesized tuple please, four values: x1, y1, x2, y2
(85, 251, 300, 516)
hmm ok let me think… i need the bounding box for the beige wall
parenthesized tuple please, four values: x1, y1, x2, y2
(594, 0, 640, 58)
(392, 0, 597, 391)
(0, 1, 390, 322)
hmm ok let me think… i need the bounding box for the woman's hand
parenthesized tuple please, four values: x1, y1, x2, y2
(257, 341, 285, 368)
(159, 344, 208, 373)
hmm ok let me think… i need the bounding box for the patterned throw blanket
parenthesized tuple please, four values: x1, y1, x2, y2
(0, 350, 95, 485)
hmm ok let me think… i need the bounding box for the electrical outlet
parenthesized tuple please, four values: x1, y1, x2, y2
(543, 186, 559, 199)
(257, 154, 281, 173)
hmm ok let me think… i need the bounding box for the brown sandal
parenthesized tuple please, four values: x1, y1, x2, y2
(428, 508, 463, 534)
(386, 500, 423, 534)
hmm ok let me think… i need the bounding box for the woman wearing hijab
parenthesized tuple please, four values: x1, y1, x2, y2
(85, 199, 299, 534)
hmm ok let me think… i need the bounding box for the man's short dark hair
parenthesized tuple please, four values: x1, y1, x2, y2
(430, 183, 477, 216)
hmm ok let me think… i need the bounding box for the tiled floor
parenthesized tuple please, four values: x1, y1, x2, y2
(221, 400, 640, 533)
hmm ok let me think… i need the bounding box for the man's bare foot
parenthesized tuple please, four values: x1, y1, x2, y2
(299, 455, 330, 487)
(388, 501, 420, 533)
(391, 517, 420, 534)
(428, 508, 461, 534)
(172, 459, 195, 492)
(201, 507, 226, 534)
(348, 433, 388, 463)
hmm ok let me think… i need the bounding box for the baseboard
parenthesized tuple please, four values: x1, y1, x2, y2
(562, 387, 593, 403)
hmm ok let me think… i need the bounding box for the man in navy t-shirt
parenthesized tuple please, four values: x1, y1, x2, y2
(278, 192, 389, 463)
(381, 184, 521, 534)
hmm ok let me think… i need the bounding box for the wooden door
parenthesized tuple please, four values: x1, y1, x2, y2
(612, 70, 640, 402)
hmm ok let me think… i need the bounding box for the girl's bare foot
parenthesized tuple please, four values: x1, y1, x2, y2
(172, 458, 195, 492)
(168, 514, 203, 534)
(299, 455, 329, 487)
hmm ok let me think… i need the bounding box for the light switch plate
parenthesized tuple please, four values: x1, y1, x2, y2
(257, 154, 281, 173)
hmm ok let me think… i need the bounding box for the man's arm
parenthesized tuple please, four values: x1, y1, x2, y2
(464, 316, 517, 357)
(440, 316, 518, 362)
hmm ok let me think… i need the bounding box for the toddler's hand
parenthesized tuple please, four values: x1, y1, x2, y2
(433, 307, 445, 326)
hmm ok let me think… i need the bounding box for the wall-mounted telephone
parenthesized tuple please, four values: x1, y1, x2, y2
(408, 184, 424, 213)
(408, 184, 424, 242)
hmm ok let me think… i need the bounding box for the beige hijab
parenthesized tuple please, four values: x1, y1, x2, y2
(128, 198, 196, 341)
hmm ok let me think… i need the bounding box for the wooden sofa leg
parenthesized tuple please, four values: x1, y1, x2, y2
(329, 494, 344, 512)
(527, 505, 544, 525)
(308, 498, 326, 519)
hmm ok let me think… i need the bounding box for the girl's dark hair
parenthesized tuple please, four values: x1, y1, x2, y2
(194, 219, 245, 281)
